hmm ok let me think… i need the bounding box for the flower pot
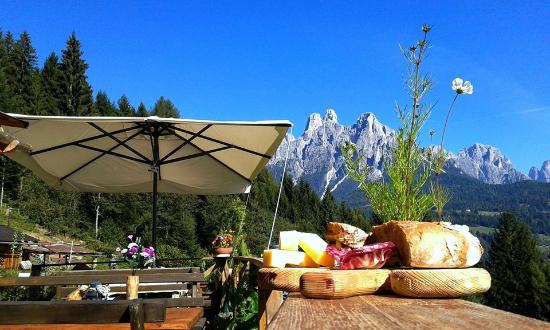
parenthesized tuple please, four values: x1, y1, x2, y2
(126, 275, 139, 300)
(213, 247, 233, 255)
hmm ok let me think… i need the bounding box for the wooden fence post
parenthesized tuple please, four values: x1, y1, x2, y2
(129, 299, 145, 330)
(28, 264, 42, 300)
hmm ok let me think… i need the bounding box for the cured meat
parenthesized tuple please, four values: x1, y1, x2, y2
(326, 242, 396, 270)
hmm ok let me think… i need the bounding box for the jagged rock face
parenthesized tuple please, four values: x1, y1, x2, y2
(446, 144, 529, 184)
(268, 109, 532, 197)
(268, 109, 395, 196)
(529, 160, 550, 182)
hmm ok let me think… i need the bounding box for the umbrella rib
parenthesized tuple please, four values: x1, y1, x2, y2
(170, 126, 271, 159)
(160, 146, 232, 165)
(159, 124, 212, 163)
(170, 132, 252, 183)
(59, 128, 147, 181)
(89, 122, 151, 162)
(74, 143, 149, 164)
(31, 124, 147, 156)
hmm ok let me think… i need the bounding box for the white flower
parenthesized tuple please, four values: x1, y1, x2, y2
(115, 247, 121, 252)
(121, 249, 128, 254)
(128, 243, 138, 248)
(452, 78, 473, 94)
(140, 252, 149, 257)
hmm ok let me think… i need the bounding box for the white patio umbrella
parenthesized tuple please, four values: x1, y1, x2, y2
(2, 114, 291, 249)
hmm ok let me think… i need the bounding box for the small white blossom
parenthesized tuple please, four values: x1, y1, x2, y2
(115, 247, 121, 252)
(121, 249, 128, 253)
(452, 78, 473, 94)
(128, 243, 138, 248)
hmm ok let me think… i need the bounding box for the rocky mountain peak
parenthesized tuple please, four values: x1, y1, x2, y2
(323, 108, 338, 123)
(305, 113, 323, 132)
(529, 160, 550, 182)
(448, 144, 528, 184)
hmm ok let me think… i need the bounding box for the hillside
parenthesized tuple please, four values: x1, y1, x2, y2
(332, 167, 550, 234)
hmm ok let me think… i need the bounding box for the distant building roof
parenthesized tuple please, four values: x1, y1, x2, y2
(42, 243, 96, 255)
(23, 245, 51, 253)
(0, 224, 38, 243)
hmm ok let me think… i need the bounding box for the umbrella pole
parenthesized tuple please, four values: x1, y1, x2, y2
(151, 126, 160, 265)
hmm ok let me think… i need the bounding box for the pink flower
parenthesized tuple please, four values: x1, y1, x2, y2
(143, 247, 155, 257)
(128, 246, 138, 255)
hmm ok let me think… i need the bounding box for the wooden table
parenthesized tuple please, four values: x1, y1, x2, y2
(268, 294, 550, 329)
(0, 307, 203, 330)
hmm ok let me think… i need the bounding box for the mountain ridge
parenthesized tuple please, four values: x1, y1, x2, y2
(268, 108, 544, 198)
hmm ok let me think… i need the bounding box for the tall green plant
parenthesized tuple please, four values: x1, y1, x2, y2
(343, 25, 435, 222)
(343, 25, 474, 222)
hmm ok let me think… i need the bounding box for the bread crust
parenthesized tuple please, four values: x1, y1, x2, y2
(372, 221, 482, 268)
(325, 222, 369, 248)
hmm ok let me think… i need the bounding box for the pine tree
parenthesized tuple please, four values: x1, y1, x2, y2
(0, 31, 12, 112)
(151, 96, 179, 118)
(321, 189, 338, 230)
(136, 102, 149, 117)
(117, 95, 135, 116)
(6, 32, 38, 114)
(60, 32, 93, 116)
(39, 52, 64, 115)
(485, 212, 548, 320)
(92, 91, 117, 116)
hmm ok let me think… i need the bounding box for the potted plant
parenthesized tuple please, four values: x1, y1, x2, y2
(116, 235, 155, 299)
(211, 230, 234, 255)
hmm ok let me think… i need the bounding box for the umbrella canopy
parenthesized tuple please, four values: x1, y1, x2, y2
(3, 114, 291, 248)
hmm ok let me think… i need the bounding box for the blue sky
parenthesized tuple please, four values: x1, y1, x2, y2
(1, 1, 549, 173)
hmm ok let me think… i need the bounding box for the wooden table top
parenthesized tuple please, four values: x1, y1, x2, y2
(268, 294, 550, 330)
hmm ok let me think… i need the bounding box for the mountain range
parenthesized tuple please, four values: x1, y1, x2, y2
(268, 108, 550, 198)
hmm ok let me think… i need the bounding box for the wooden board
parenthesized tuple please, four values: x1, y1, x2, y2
(0, 307, 203, 330)
(258, 268, 327, 292)
(300, 269, 391, 299)
(390, 268, 491, 298)
(0, 300, 165, 324)
(267, 294, 549, 330)
(0, 273, 203, 287)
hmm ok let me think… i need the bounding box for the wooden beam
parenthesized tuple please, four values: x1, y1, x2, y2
(0, 300, 165, 324)
(233, 256, 263, 268)
(53, 267, 201, 277)
(258, 289, 283, 330)
(0, 307, 202, 330)
(0, 112, 28, 128)
(0, 272, 203, 287)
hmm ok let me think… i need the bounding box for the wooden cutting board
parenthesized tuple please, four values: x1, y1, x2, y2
(390, 268, 491, 298)
(300, 269, 391, 299)
(257, 268, 328, 292)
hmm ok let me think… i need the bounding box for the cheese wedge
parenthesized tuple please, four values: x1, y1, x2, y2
(263, 249, 319, 268)
(279, 230, 300, 251)
(298, 233, 335, 267)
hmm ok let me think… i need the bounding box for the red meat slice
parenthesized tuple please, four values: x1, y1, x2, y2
(326, 242, 396, 270)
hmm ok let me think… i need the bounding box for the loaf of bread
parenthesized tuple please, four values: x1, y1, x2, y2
(325, 222, 369, 248)
(371, 221, 483, 268)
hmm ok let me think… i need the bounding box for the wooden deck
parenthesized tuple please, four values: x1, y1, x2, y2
(0, 307, 203, 330)
(268, 294, 550, 329)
